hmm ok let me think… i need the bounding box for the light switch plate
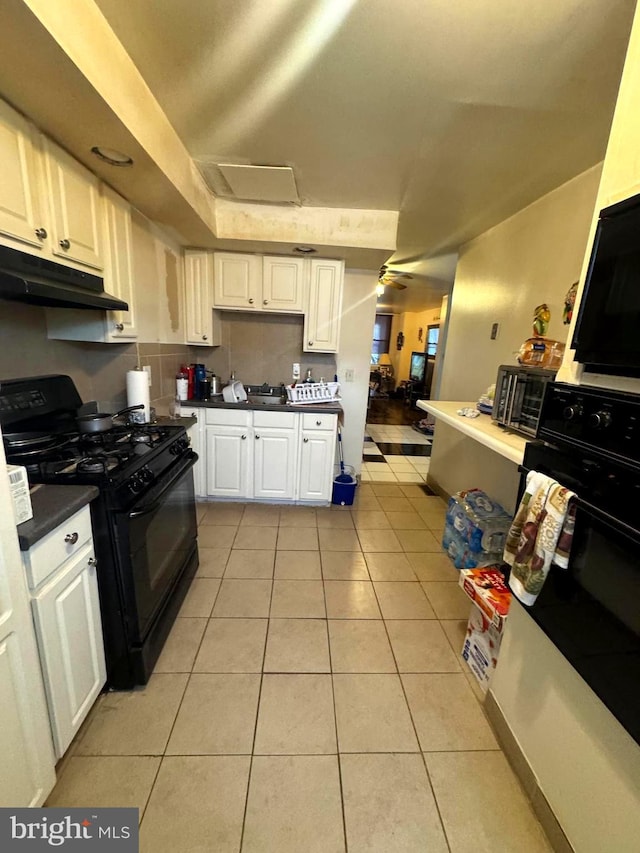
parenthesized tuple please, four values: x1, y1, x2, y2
(490, 323, 499, 340)
(345, 369, 355, 382)
(292, 363, 301, 380)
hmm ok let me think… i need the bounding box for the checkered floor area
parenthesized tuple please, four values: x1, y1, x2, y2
(362, 424, 433, 483)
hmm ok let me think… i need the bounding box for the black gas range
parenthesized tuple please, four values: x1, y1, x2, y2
(1, 375, 199, 689)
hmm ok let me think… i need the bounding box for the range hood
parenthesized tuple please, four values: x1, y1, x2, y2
(0, 245, 128, 311)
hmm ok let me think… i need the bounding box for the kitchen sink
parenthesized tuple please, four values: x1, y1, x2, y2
(247, 394, 287, 406)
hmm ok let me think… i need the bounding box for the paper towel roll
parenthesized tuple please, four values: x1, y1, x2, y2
(126, 369, 150, 421)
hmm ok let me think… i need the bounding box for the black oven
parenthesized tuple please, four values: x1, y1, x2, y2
(111, 453, 198, 680)
(518, 382, 640, 745)
(0, 375, 199, 690)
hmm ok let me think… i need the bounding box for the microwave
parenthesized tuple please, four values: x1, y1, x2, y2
(492, 365, 556, 437)
(572, 192, 640, 376)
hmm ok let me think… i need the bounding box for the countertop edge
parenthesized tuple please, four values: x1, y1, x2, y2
(17, 484, 100, 550)
(417, 399, 527, 465)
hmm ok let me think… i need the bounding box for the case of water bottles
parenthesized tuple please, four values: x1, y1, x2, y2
(442, 488, 511, 570)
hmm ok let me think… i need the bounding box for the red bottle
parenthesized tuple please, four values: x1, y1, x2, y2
(186, 364, 195, 400)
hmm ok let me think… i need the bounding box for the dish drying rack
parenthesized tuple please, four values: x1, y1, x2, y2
(286, 381, 340, 405)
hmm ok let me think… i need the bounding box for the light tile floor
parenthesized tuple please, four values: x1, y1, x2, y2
(47, 487, 552, 853)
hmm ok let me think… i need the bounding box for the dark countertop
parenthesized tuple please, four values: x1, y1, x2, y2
(156, 415, 197, 428)
(181, 400, 343, 416)
(17, 485, 99, 551)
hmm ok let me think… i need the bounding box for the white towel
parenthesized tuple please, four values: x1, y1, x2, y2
(503, 471, 575, 606)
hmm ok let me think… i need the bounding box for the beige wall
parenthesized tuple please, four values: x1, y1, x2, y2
(440, 165, 602, 402)
(390, 307, 442, 381)
(489, 9, 640, 847)
(491, 603, 640, 853)
(337, 270, 378, 475)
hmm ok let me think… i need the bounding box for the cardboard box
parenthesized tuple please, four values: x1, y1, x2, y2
(461, 607, 503, 692)
(459, 566, 511, 632)
(459, 566, 512, 691)
(7, 464, 33, 525)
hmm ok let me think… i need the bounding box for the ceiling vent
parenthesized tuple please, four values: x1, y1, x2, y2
(196, 162, 300, 204)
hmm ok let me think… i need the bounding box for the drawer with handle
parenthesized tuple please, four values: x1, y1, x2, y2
(302, 413, 338, 431)
(23, 505, 93, 590)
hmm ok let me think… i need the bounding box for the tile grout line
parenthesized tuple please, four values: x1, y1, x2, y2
(322, 571, 350, 853)
(237, 553, 276, 853)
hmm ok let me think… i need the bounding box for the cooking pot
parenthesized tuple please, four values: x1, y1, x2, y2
(76, 405, 144, 434)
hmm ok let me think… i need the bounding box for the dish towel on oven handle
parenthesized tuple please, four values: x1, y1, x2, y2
(503, 471, 576, 606)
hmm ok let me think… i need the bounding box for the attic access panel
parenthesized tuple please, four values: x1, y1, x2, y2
(217, 164, 299, 203)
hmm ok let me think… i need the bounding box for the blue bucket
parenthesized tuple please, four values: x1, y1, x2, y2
(332, 465, 357, 506)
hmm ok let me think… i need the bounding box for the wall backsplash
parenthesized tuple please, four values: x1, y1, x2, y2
(188, 313, 337, 388)
(0, 304, 336, 416)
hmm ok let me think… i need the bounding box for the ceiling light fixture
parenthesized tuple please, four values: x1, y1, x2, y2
(293, 246, 316, 254)
(376, 283, 386, 297)
(91, 146, 134, 167)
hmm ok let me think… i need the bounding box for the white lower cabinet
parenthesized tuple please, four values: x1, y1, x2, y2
(197, 408, 337, 503)
(298, 430, 336, 502)
(252, 410, 298, 500)
(23, 505, 106, 759)
(206, 425, 251, 498)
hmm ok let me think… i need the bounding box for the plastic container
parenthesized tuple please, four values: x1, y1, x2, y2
(442, 489, 511, 569)
(331, 464, 357, 506)
(286, 381, 340, 405)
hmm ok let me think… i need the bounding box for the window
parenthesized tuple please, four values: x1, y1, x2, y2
(371, 313, 392, 363)
(426, 324, 439, 357)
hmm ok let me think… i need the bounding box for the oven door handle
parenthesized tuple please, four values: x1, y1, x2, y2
(570, 495, 640, 545)
(128, 452, 197, 519)
(519, 464, 640, 544)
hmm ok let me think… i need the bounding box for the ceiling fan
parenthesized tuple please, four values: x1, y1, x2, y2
(378, 264, 412, 290)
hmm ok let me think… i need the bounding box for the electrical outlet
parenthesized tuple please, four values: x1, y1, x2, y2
(344, 368, 355, 382)
(292, 363, 301, 380)
(142, 365, 152, 386)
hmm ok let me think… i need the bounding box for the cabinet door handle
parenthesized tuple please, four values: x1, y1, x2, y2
(88, 557, 97, 567)
(241, 434, 247, 439)
(202, 334, 208, 341)
(35, 227, 47, 240)
(308, 340, 313, 346)
(248, 298, 254, 304)
(303, 437, 309, 443)
(64, 532, 79, 544)
(114, 323, 124, 331)
(316, 420, 322, 426)
(59, 238, 71, 250)
(263, 299, 268, 305)
(255, 434, 260, 439)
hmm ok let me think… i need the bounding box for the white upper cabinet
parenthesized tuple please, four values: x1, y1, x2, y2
(102, 186, 137, 339)
(213, 252, 262, 309)
(43, 137, 104, 270)
(262, 256, 305, 312)
(304, 258, 344, 353)
(0, 99, 48, 250)
(184, 249, 221, 346)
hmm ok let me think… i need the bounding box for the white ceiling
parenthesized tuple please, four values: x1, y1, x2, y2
(92, 0, 635, 308)
(3, 0, 633, 312)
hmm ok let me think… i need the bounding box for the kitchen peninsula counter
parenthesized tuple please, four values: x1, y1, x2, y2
(417, 399, 527, 465)
(17, 484, 99, 550)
